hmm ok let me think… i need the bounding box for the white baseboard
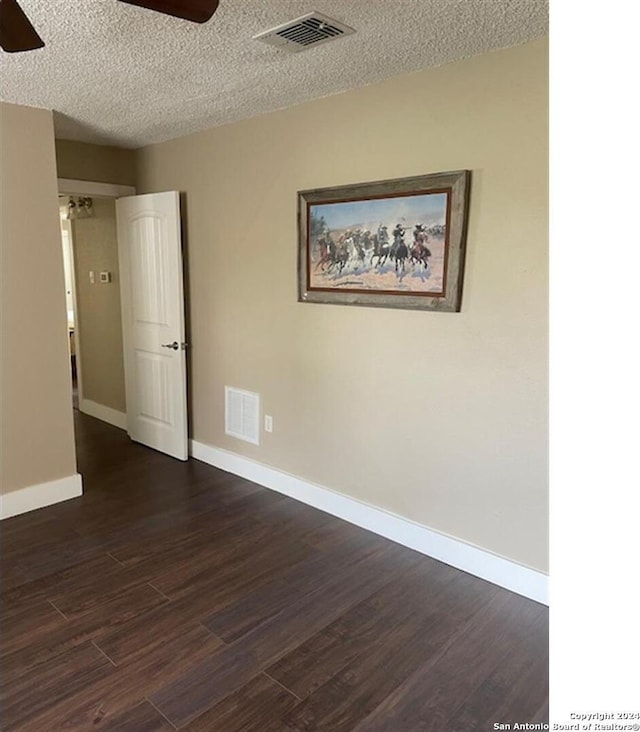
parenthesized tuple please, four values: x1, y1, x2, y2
(190, 440, 548, 606)
(80, 399, 127, 431)
(0, 473, 83, 520)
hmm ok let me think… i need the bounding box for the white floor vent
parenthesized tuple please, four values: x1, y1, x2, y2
(225, 386, 260, 445)
(253, 12, 355, 53)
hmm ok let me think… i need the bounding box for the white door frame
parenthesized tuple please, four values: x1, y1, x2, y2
(58, 179, 136, 199)
(57, 179, 136, 428)
(59, 216, 84, 403)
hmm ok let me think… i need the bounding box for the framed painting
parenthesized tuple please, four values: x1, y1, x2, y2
(298, 170, 470, 312)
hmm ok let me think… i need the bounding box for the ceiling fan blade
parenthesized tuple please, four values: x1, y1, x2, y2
(0, 0, 45, 53)
(118, 0, 220, 23)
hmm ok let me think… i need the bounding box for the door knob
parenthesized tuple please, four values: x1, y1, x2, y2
(161, 341, 179, 350)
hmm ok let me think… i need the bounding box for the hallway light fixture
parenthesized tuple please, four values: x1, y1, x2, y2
(66, 196, 94, 220)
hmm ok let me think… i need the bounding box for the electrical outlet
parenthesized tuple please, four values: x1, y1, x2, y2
(264, 415, 273, 433)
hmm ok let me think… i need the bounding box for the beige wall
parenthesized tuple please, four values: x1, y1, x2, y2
(72, 198, 126, 412)
(137, 39, 548, 571)
(1, 103, 77, 494)
(55, 139, 136, 186)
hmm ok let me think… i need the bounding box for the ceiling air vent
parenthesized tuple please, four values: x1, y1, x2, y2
(253, 12, 355, 53)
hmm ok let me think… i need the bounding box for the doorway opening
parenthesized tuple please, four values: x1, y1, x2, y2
(57, 179, 135, 431)
(57, 179, 189, 462)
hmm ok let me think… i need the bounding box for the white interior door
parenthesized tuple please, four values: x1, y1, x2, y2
(116, 191, 188, 460)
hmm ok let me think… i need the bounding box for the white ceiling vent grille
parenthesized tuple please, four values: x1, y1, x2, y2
(253, 12, 355, 53)
(225, 386, 260, 446)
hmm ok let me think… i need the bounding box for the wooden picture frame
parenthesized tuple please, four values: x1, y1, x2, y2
(298, 170, 470, 312)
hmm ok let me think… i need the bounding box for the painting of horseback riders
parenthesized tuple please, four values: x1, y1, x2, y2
(298, 171, 470, 312)
(308, 192, 448, 295)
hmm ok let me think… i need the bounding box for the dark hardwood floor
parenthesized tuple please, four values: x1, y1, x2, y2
(0, 412, 549, 730)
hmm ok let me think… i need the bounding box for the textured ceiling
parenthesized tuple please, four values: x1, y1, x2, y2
(0, 0, 548, 149)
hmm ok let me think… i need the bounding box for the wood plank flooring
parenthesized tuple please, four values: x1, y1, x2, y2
(0, 411, 548, 730)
